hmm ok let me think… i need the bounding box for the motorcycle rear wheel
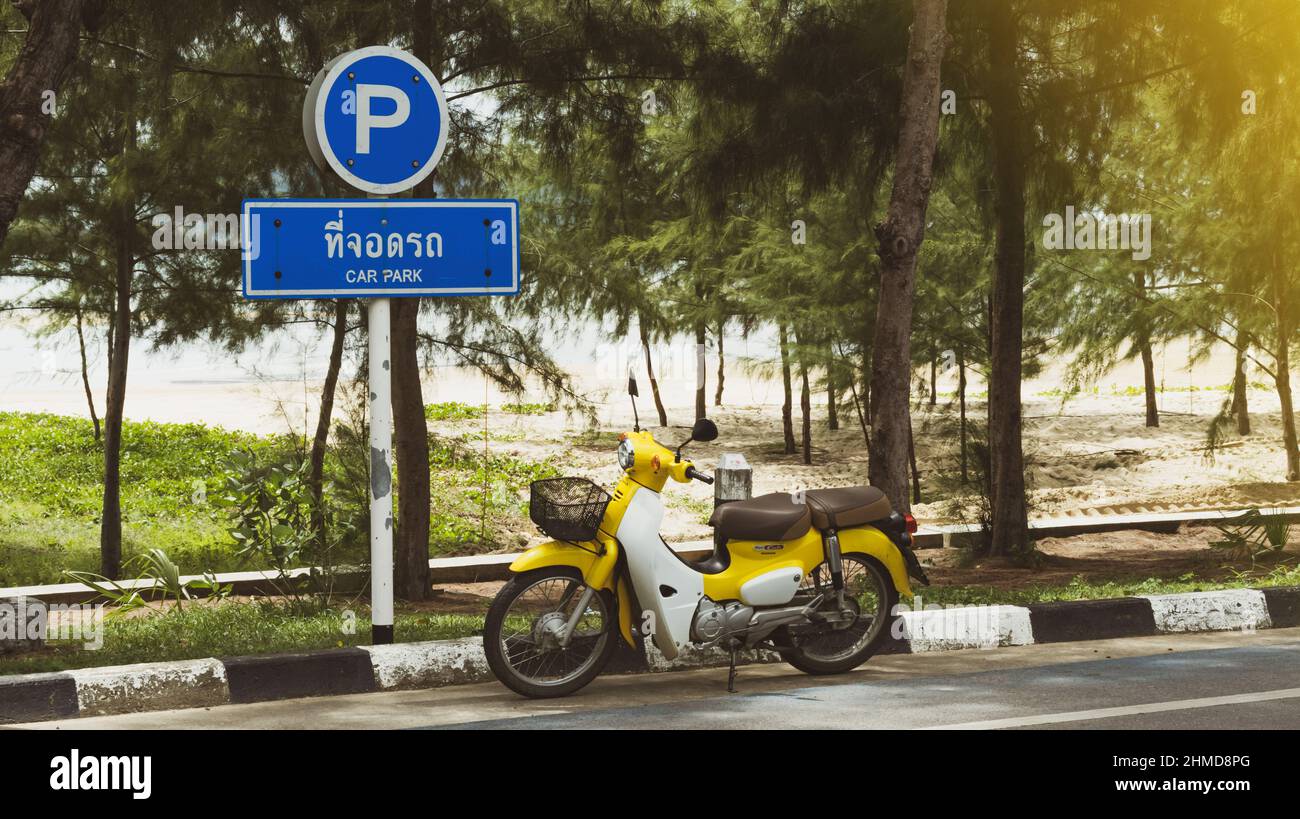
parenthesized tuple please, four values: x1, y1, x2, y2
(484, 567, 617, 698)
(778, 553, 897, 675)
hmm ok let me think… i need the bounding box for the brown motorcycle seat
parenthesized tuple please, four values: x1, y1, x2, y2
(708, 492, 811, 542)
(802, 486, 892, 530)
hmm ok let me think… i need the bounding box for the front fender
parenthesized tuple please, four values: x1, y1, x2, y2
(838, 527, 915, 599)
(509, 539, 636, 647)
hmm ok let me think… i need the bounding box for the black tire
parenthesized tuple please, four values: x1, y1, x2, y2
(778, 553, 898, 676)
(484, 567, 618, 698)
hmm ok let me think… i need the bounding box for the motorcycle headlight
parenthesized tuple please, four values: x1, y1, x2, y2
(617, 437, 635, 470)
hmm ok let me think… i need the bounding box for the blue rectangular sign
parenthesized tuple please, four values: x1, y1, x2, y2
(241, 198, 519, 299)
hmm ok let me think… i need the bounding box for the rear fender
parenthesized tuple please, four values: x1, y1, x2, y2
(838, 526, 914, 599)
(509, 539, 636, 647)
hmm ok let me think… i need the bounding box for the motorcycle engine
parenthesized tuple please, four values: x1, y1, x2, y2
(691, 598, 755, 644)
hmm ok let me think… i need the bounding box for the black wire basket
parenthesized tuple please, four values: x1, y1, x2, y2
(529, 477, 612, 542)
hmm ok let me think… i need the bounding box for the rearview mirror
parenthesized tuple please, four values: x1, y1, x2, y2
(691, 418, 718, 442)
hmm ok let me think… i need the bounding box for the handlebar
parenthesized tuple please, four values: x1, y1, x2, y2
(685, 466, 714, 485)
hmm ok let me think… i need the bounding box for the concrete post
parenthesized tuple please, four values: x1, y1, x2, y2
(714, 452, 752, 508)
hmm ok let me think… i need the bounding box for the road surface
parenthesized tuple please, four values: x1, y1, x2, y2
(12, 627, 1300, 730)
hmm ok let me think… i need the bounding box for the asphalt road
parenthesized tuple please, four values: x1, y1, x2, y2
(14, 627, 1300, 730)
(444, 642, 1300, 730)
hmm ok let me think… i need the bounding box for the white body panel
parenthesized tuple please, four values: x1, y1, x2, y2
(739, 567, 803, 606)
(616, 487, 704, 660)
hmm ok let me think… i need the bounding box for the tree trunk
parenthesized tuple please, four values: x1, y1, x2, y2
(908, 414, 921, 504)
(827, 361, 839, 431)
(75, 305, 100, 440)
(391, 297, 431, 600)
(694, 314, 707, 421)
(780, 324, 796, 455)
(1134, 270, 1159, 427)
(639, 318, 668, 427)
(1232, 329, 1250, 435)
(929, 346, 938, 406)
(1139, 341, 1159, 427)
(863, 361, 872, 426)
(847, 366, 871, 447)
(100, 227, 132, 580)
(99, 89, 136, 582)
(714, 322, 725, 407)
(1272, 262, 1299, 481)
(958, 346, 968, 484)
(800, 360, 812, 465)
(309, 300, 348, 550)
(984, 0, 1029, 555)
(866, 0, 947, 513)
(389, 1, 438, 601)
(0, 0, 97, 245)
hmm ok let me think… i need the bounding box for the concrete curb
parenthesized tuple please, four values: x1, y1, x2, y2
(3, 585, 1296, 724)
(222, 647, 376, 703)
(1025, 597, 1157, 643)
(1140, 589, 1271, 633)
(69, 658, 228, 716)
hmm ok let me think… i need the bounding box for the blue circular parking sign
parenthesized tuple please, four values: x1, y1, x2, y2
(303, 46, 449, 194)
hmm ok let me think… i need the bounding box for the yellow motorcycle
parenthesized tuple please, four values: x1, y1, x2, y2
(484, 381, 929, 698)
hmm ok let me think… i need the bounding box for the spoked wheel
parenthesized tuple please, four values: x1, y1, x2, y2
(778, 553, 897, 675)
(484, 568, 617, 698)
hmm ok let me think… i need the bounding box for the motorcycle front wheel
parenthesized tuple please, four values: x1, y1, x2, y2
(778, 553, 898, 675)
(484, 567, 617, 698)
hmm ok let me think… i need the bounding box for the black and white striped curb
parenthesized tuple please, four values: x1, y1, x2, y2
(3, 586, 1297, 724)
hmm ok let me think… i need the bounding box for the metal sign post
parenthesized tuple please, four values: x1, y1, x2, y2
(239, 45, 517, 646)
(367, 296, 394, 643)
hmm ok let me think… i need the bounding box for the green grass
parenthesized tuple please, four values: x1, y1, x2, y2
(670, 495, 715, 526)
(0, 601, 485, 676)
(1033, 382, 1272, 400)
(501, 402, 554, 415)
(424, 401, 485, 421)
(0, 413, 294, 586)
(910, 563, 1300, 607)
(0, 411, 289, 520)
(0, 411, 557, 586)
(424, 435, 559, 553)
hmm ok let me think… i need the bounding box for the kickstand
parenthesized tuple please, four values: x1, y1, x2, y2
(726, 644, 739, 693)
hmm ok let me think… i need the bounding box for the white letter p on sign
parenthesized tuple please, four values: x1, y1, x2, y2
(355, 84, 410, 154)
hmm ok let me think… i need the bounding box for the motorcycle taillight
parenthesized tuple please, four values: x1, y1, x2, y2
(903, 512, 918, 535)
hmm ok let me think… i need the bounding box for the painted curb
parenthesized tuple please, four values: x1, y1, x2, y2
(69, 658, 228, 716)
(4, 585, 1298, 723)
(1141, 589, 1271, 633)
(360, 638, 488, 690)
(1262, 586, 1300, 628)
(1026, 597, 1158, 643)
(222, 647, 376, 703)
(897, 605, 1033, 652)
(0, 672, 78, 723)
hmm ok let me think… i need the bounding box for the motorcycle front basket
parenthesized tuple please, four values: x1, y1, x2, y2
(528, 477, 612, 542)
